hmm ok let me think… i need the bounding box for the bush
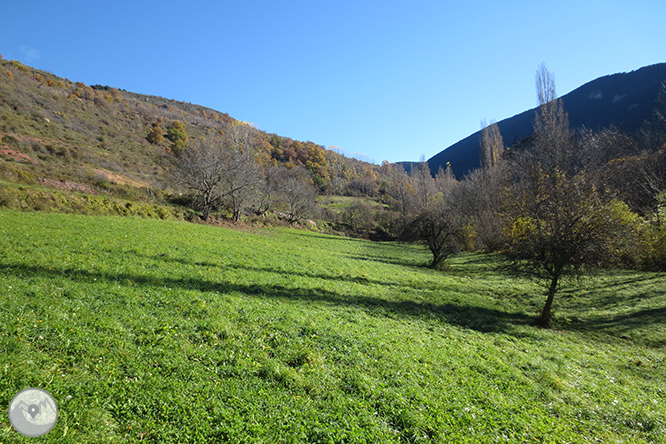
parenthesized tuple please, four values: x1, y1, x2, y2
(146, 121, 165, 145)
(638, 192, 666, 270)
(0, 185, 19, 208)
(641, 224, 666, 270)
(15, 169, 35, 184)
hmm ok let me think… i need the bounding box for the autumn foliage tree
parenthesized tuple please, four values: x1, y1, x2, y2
(146, 120, 165, 145)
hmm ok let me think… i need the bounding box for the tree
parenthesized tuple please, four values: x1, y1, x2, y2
(400, 190, 463, 268)
(178, 138, 226, 220)
(504, 165, 636, 326)
(434, 162, 455, 193)
(220, 123, 263, 222)
(345, 199, 375, 233)
(146, 120, 165, 145)
(274, 166, 317, 222)
(381, 163, 415, 223)
(166, 120, 188, 155)
(178, 126, 262, 223)
(252, 165, 281, 217)
(410, 156, 435, 211)
(455, 164, 510, 252)
(502, 63, 636, 327)
(480, 120, 504, 169)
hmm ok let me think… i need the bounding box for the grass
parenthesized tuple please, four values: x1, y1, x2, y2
(0, 209, 664, 443)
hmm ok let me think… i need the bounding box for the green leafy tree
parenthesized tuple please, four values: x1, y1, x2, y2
(166, 120, 188, 155)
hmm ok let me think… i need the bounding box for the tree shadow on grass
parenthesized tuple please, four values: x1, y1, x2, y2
(344, 254, 423, 268)
(562, 307, 666, 348)
(140, 253, 432, 291)
(2, 261, 534, 336)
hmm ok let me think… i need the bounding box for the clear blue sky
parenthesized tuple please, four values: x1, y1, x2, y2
(2, 0, 664, 163)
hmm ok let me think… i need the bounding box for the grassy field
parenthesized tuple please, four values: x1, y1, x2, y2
(0, 210, 664, 443)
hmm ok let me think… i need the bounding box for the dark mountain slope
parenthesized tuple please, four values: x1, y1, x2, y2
(424, 63, 666, 179)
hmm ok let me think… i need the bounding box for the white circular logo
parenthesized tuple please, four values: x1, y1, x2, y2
(8, 388, 59, 437)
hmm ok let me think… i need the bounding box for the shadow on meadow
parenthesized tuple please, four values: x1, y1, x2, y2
(135, 252, 443, 292)
(2, 260, 533, 336)
(344, 253, 424, 268)
(563, 306, 666, 348)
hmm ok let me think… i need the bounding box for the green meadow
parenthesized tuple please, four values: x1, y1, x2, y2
(0, 210, 664, 443)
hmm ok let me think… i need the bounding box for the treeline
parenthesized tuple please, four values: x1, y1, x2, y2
(397, 63, 666, 326)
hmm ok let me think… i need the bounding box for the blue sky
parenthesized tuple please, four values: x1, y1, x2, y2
(2, 1, 665, 163)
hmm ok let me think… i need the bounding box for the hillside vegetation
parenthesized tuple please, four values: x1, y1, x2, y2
(0, 58, 373, 202)
(1, 210, 664, 443)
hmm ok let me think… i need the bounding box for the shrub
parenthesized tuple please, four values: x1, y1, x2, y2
(15, 169, 35, 184)
(0, 185, 19, 208)
(146, 121, 165, 145)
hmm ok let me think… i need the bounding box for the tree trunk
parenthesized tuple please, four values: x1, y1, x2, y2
(537, 275, 559, 327)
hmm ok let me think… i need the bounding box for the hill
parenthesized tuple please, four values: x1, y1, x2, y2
(0, 209, 664, 442)
(420, 63, 666, 179)
(0, 59, 358, 206)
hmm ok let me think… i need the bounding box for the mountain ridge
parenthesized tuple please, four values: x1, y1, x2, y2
(410, 63, 666, 179)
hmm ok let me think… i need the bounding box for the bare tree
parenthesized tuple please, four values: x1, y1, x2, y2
(455, 164, 510, 252)
(531, 62, 574, 173)
(345, 199, 376, 234)
(387, 164, 415, 222)
(434, 162, 456, 193)
(252, 165, 281, 217)
(178, 123, 263, 223)
(400, 189, 463, 269)
(410, 156, 436, 211)
(220, 123, 262, 222)
(326, 147, 348, 195)
(274, 166, 318, 222)
(178, 137, 226, 221)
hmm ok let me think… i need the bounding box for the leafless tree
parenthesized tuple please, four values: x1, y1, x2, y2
(434, 162, 456, 194)
(326, 147, 348, 195)
(252, 165, 282, 217)
(274, 166, 318, 222)
(387, 164, 415, 222)
(178, 123, 263, 223)
(345, 199, 376, 233)
(220, 123, 263, 222)
(455, 164, 510, 252)
(400, 189, 463, 269)
(178, 137, 226, 221)
(531, 62, 574, 174)
(410, 156, 436, 211)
